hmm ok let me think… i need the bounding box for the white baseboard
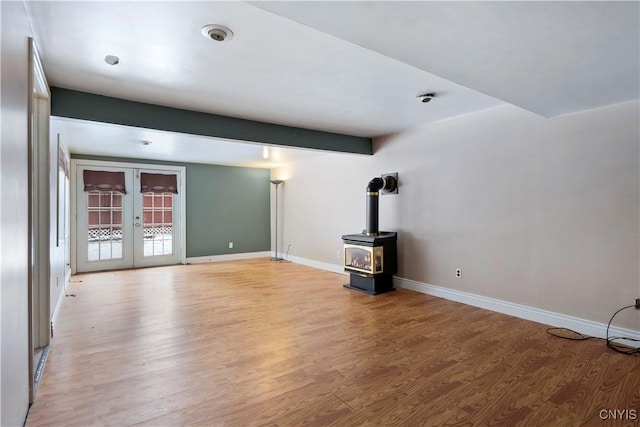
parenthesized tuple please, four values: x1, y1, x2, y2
(50, 278, 66, 329)
(281, 255, 639, 347)
(394, 276, 640, 347)
(186, 251, 270, 264)
(284, 255, 347, 275)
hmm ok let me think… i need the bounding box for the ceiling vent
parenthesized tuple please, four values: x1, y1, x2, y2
(201, 24, 234, 42)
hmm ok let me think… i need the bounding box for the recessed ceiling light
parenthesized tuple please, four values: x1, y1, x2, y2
(417, 93, 436, 103)
(104, 55, 120, 66)
(201, 24, 234, 42)
(263, 146, 270, 159)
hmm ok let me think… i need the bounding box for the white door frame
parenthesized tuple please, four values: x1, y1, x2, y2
(28, 39, 51, 403)
(70, 159, 186, 274)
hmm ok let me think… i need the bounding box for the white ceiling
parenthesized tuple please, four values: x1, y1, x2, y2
(254, 1, 640, 118)
(26, 1, 639, 167)
(52, 117, 330, 169)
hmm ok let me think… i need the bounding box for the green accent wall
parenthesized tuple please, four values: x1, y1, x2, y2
(72, 155, 270, 258)
(185, 163, 269, 257)
(54, 87, 373, 155)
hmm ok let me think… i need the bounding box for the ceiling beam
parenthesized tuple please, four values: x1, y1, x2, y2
(50, 87, 372, 155)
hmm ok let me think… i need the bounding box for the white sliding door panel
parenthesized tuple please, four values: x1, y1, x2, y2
(132, 168, 182, 268)
(76, 166, 133, 272)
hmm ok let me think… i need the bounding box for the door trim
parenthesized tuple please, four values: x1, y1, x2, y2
(28, 38, 51, 404)
(70, 159, 186, 274)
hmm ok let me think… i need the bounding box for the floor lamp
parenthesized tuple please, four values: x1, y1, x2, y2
(270, 179, 284, 261)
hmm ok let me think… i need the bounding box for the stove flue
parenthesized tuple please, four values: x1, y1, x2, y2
(365, 174, 397, 235)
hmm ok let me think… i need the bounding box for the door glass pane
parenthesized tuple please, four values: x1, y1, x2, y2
(87, 190, 123, 261)
(142, 192, 173, 257)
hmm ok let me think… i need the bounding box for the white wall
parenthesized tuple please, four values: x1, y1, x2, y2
(273, 102, 640, 330)
(1, 1, 33, 425)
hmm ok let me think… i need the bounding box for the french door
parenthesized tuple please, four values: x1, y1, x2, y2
(74, 163, 184, 273)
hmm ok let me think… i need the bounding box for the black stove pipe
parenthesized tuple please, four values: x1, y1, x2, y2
(366, 177, 384, 236)
(365, 175, 398, 236)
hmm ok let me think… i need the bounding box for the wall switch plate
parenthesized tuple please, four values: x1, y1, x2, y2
(456, 268, 462, 278)
(228, 242, 233, 249)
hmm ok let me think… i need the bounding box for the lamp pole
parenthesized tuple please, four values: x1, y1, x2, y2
(270, 179, 284, 261)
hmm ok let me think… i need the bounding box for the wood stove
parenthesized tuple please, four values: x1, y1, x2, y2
(342, 174, 398, 295)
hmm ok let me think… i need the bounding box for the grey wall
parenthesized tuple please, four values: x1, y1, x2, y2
(71, 155, 270, 257)
(273, 101, 640, 330)
(1, 1, 32, 425)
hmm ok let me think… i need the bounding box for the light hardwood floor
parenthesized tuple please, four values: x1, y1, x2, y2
(27, 259, 639, 426)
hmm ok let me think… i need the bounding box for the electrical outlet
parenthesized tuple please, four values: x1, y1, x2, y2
(337, 249, 342, 260)
(228, 242, 233, 249)
(455, 268, 462, 278)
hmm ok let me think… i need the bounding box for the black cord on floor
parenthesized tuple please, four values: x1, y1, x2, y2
(547, 304, 639, 355)
(546, 327, 603, 341)
(606, 305, 640, 355)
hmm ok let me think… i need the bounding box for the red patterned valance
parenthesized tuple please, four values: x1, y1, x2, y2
(140, 172, 178, 194)
(83, 170, 126, 193)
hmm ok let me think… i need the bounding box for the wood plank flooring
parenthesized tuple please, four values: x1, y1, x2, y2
(26, 259, 640, 426)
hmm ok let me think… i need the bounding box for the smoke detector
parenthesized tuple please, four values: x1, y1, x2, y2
(417, 93, 436, 103)
(201, 24, 234, 42)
